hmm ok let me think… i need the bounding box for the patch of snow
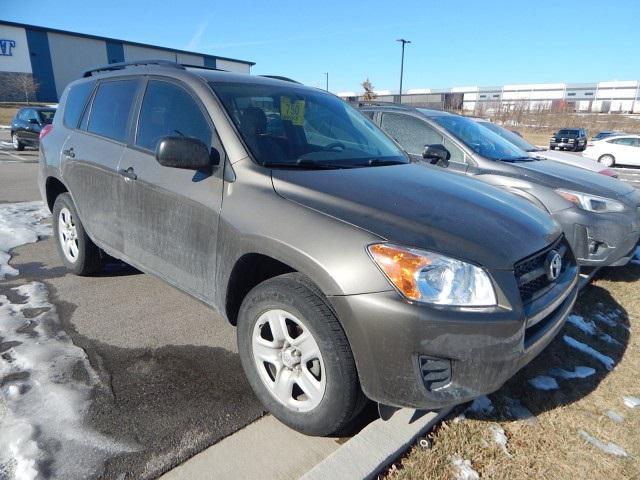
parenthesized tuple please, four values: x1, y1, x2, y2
(567, 314, 597, 335)
(578, 430, 627, 457)
(451, 455, 479, 480)
(528, 375, 559, 390)
(549, 366, 595, 379)
(489, 424, 511, 457)
(593, 312, 617, 328)
(599, 333, 622, 346)
(623, 396, 640, 408)
(0, 282, 135, 479)
(606, 410, 625, 424)
(563, 335, 614, 370)
(0, 202, 51, 280)
(452, 413, 466, 423)
(504, 397, 537, 425)
(466, 395, 494, 416)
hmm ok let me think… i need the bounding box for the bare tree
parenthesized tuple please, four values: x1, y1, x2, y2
(4, 74, 40, 104)
(361, 78, 376, 101)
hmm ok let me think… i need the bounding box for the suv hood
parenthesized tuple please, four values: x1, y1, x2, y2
(509, 160, 635, 200)
(272, 164, 560, 270)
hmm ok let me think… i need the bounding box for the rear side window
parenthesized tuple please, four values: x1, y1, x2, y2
(63, 82, 94, 129)
(88, 80, 138, 142)
(135, 80, 212, 152)
(610, 137, 636, 146)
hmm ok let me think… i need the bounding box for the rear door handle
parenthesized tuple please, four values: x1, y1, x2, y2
(119, 167, 137, 181)
(62, 148, 75, 158)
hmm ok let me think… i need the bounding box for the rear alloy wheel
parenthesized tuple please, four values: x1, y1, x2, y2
(52, 193, 102, 275)
(12, 133, 24, 151)
(598, 154, 615, 167)
(237, 273, 364, 436)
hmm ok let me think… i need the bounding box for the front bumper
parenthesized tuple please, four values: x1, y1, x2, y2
(328, 265, 578, 409)
(550, 140, 583, 149)
(553, 206, 640, 267)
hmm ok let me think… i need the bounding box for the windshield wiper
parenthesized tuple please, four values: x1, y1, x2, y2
(261, 159, 356, 169)
(367, 158, 406, 166)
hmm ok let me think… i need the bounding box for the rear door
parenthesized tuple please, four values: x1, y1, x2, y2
(61, 78, 141, 253)
(23, 109, 41, 144)
(118, 77, 225, 302)
(379, 112, 468, 172)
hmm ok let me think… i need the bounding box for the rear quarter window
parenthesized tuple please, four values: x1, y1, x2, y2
(63, 81, 95, 129)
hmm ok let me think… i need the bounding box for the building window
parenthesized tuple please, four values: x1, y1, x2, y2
(585, 92, 594, 96)
(567, 92, 576, 96)
(480, 94, 487, 98)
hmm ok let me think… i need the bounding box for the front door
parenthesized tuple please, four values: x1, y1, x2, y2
(119, 78, 225, 302)
(379, 112, 469, 172)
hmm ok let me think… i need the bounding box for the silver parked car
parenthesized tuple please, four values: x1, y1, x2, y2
(473, 118, 617, 177)
(363, 104, 640, 268)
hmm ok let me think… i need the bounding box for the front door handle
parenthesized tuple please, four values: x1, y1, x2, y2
(62, 148, 75, 158)
(119, 167, 137, 181)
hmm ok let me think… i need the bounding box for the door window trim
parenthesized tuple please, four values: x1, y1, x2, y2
(130, 75, 218, 156)
(81, 76, 144, 146)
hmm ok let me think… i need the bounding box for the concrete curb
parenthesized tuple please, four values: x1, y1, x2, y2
(301, 408, 449, 480)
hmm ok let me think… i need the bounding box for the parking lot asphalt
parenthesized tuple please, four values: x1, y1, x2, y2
(0, 151, 266, 478)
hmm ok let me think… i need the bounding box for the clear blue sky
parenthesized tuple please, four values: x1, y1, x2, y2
(4, 0, 640, 93)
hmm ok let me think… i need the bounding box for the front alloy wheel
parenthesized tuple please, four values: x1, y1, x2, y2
(252, 309, 326, 412)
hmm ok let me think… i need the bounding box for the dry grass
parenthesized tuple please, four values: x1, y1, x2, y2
(383, 263, 640, 480)
(0, 106, 18, 126)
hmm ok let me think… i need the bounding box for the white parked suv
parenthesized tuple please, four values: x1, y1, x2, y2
(583, 135, 640, 167)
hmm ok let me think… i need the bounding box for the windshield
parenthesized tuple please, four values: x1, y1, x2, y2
(430, 115, 530, 162)
(38, 109, 56, 124)
(557, 129, 578, 137)
(478, 121, 538, 152)
(210, 82, 407, 168)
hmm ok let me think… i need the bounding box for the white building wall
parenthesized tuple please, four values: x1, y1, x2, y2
(216, 58, 250, 73)
(0, 24, 32, 73)
(48, 32, 108, 98)
(123, 44, 176, 62)
(176, 53, 204, 66)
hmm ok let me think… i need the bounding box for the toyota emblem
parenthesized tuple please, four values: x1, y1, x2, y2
(546, 250, 562, 281)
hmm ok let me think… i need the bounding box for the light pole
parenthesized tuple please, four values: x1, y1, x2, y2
(396, 39, 411, 103)
(324, 72, 329, 92)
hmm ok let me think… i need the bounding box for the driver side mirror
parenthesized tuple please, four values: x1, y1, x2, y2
(155, 136, 220, 171)
(423, 144, 450, 167)
(28, 118, 40, 125)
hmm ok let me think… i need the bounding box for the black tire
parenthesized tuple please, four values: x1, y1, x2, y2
(550, 146, 556, 150)
(12, 132, 25, 151)
(237, 272, 364, 436)
(52, 192, 102, 275)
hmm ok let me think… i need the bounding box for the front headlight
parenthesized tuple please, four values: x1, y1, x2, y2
(555, 189, 625, 213)
(368, 243, 497, 306)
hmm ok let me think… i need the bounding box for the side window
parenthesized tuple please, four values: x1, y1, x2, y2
(87, 80, 138, 142)
(27, 110, 39, 122)
(442, 137, 466, 164)
(380, 113, 443, 155)
(136, 80, 212, 152)
(612, 137, 636, 146)
(361, 110, 375, 120)
(63, 81, 95, 129)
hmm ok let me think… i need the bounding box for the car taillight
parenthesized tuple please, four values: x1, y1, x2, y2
(39, 124, 53, 140)
(600, 168, 618, 178)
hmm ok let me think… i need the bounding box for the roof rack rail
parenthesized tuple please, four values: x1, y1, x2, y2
(181, 63, 228, 72)
(83, 59, 184, 77)
(259, 75, 301, 84)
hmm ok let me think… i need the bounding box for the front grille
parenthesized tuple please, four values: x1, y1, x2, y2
(514, 236, 574, 304)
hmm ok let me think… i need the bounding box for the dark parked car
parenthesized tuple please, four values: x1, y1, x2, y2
(550, 128, 588, 151)
(40, 61, 578, 436)
(591, 131, 626, 142)
(11, 106, 56, 150)
(363, 104, 640, 268)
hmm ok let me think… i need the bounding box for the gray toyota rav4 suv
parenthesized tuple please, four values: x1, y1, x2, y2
(39, 61, 578, 436)
(363, 104, 640, 268)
